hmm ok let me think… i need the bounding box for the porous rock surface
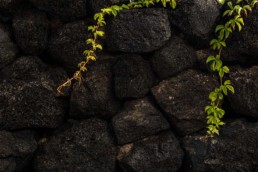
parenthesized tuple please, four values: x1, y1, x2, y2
(12, 8, 49, 55)
(183, 119, 258, 172)
(228, 66, 258, 120)
(0, 23, 18, 70)
(151, 36, 197, 79)
(113, 54, 155, 99)
(117, 131, 184, 172)
(0, 56, 68, 130)
(105, 8, 171, 53)
(29, 0, 87, 20)
(169, 0, 221, 47)
(0, 130, 37, 172)
(151, 69, 219, 136)
(48, 20, 90, 73)
(34, 119, 118, 172)
(0, 0, 257, 171)
(112, 98, 170, 145)
(70, 59, 121, 119)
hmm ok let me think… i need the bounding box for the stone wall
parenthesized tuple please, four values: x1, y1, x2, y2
(0, 0, 257, 171)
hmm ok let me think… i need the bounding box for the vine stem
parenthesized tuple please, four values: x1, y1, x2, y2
(56, 23, 101, 96)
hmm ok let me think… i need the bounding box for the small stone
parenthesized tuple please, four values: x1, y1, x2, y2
(112, 98, 170, 145)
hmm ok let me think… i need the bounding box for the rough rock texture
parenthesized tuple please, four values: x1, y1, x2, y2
(169, 0, 221, 48)
(0, 23, 18, 70)
(183, 119, 258, 172)
(105, 8, 171, 53)
(0, 0, 23, 15)
(48, 20, 90, 73)
(112, 98, 170, 145)
(87, 0, 129, 14)
(118, 131, 184, 172)
(0, 130, 37, 172)
(12, 9, 49, 55)
(70, 59, 121, 119)
(228, 66, 258, 120)
(113, 54, 155, 99)
(224, 6, 258, 60)
(0, 56, 68, 130)
(151, 36, 197, 79)
(151, 69, 219, 136)
(29, 0, 87, 21)
(35, 119, 118, 172)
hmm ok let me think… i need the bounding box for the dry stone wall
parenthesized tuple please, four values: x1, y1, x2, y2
(0, 0, 257, 171)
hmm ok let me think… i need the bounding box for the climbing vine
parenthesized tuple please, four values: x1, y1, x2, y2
(57, 0, 257, 138)
(56, 0, 177, 95)
(205, 0, 257, 137)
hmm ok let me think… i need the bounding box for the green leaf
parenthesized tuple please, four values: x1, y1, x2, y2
(88, 55, 96, 61)
(226, 85, 235, 94)
(224, 80, 231, 85)
(220, 85, 228, 95)
(219, 68, 224, 78)
(236, 0, 243, 4)
(217, 0, 225, 5)
(206, 56, 216, 64)
(222, 66, 230, 73)
(86, 39, 94, 45)
(96, 31, 105, 37)
(96, 44, 103, 50)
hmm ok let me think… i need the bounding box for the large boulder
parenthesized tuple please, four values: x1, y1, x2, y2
(169, 0, 221, 48)
(151, 69, 218, 136)
(12, 8, 49, 55)
(112, 98, 170, 145)
(117, 131, 184, 171)
(48, 20, 90, 73)
(0, 56, 68, 130)
(151, 36, 197, 79)
(183, 119, 258, 172)
(0, 130, 37, 172)
(34, 119, 118, 172)
(113, 54, 155, 99)
(0, 23, 18, 70)
(105, 8, 171, 53)
(228, 66, 258, 120)
(70, 59, 121, 119)
(29, 0, 87, 21)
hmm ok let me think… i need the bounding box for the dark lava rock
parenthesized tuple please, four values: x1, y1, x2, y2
(183, 119, 258, 172)
(35, 118, 118, 172)
(169, 0, 221, 48)
(70, 59, 121, 119)
(48, 20, 90, 73)
(151, 36, 197, 79)
(117, 131, 184, 171)
(87, 0, 129, 14)
(112, 98, 170, 145)
(224, 7, 258, 62)
(228, 66, 258, 120)
(113, 54, 155, 99)
(12, 9, 49, 55)
(151, 69, 218, 136)
(0, 23, 18, 70)
(0, 130, 37, 172)
(0, 56, 68, 130)
(29, 0, 87, 21)
(0, 0, 23, 15)
(105, 8, 171, 53)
